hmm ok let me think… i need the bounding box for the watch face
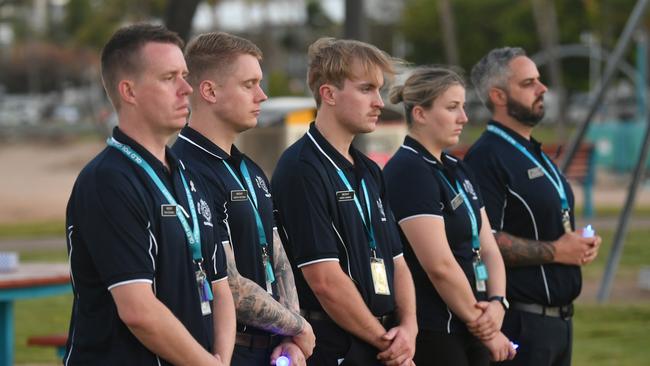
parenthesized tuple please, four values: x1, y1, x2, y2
(503, 297, 510, 309)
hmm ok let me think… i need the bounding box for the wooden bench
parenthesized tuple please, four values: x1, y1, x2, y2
(27, 334, 67, 359)
(448, 143, 596, 218)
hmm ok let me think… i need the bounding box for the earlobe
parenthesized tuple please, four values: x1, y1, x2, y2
(118, 80, 136, 105)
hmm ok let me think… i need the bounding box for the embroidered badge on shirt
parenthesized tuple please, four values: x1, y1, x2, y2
(527, 167, 544, 180)
(463, 179, 479, 200)
(377, 198, 387, 221)
(255, 175, 272, 198)
(197, 199, 212, 226)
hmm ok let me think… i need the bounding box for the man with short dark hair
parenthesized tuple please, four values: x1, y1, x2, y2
(64, 23, 235, 365)
(272, 37, 417, 366)
(465, 47, 602, 366)
(173, 31, 315, 366)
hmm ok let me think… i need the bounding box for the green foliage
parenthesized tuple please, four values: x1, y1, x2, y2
(64, 0, 167, 48)
(398, 0, 650, 91)
(0, 220, 64, 240)
(573, 304, 650, 366)
(15, 294, 73, 364)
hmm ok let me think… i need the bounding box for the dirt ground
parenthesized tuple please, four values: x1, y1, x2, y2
(0, 139, 105, 224)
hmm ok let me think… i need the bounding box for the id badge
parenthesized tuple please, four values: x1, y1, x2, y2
(561, 210, 572, 233)
(450, 193, 463, 211)
(370, 257, 391, 295)
(473, 259, 488, 293)
(196, 270, 212, 316)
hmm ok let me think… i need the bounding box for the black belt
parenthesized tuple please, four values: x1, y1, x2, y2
(235, 332, 280, 349)
(300, 309, 395, 327)
(511, 302, 574, 319)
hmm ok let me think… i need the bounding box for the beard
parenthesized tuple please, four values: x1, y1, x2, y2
(506, 94, 545, 127)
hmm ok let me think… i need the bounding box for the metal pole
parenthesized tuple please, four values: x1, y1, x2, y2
(597, 76, 650, 303)
(561, 0, 649, 172)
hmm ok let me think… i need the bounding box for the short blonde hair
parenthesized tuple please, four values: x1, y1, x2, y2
(185, 32, 262, 87)
(307, 37, 395, 107)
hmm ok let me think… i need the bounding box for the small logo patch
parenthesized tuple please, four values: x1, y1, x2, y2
(161, 204, 177, 217)
(255, 176, 272, 198)
(463, 179, 478, 200)
(231, 190, 248, 201)
(336, 190, 355, 201)
(198, 199, 212, 224)
(377, 198, 387, 221)
(528, 167, 544, 180)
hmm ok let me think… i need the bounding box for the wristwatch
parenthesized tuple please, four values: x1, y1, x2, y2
(488, 296, 510, 311)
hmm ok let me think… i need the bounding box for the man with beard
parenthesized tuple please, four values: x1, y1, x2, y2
(464, 47, 602, 366)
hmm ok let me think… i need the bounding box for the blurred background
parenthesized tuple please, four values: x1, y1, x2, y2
(1, 0, 650, 365)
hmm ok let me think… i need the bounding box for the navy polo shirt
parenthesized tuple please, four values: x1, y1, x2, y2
(65, 127, 227, 365)
(464, 120, 580, 306)
(272, 122, 402, 317)
(384, 136, 486, 334)
(172, 126, 277, 334)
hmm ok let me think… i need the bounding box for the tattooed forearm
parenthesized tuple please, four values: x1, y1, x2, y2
(223, 242, 305, 335)
(273, 228, 300, 311)
(494, 232, 555, 266)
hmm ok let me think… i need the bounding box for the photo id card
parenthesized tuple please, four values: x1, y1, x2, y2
(473, 260, 488, 293)
(370, 257, 391, 295)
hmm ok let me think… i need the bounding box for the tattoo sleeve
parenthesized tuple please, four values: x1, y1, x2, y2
(272, 228, 300, 312)
(494, 231, 555, 266)
(222, 241, 304, 335)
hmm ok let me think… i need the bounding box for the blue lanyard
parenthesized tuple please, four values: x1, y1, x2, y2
(107, 138, 202, 261)
(487, 125, 568, 210)
(222, 160, 268, 247)
(437, 171, 480, 251)
(336, 170, 377, 252)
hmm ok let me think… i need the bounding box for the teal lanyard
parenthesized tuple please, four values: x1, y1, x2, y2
(336, 170, 377, 252)
(222, 159, 275, 283)
(437, 171, 480, 251)
(222, 160, 268, 246)
(107, 138, 202, 261)
(306, 131, 376, 253)
(487, 125, 568, 211)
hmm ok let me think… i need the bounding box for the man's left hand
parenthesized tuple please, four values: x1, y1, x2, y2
(270, 340, 306, 366)
(376, 324, 417, 366)
(467, 301, 505, 341)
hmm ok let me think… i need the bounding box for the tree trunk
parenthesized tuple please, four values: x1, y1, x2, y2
(437, 0, 459, 65)
(164, 0, 201, 43)
(531, 0, 566, 141)
(344, 0, 366, 41)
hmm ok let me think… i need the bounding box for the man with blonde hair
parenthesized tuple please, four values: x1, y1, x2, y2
(272, 38, 417, 366)
(172, 31, 315, 366)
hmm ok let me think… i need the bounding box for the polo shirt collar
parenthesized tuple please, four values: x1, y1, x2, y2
(112, 126, 181, 172)
(307, 122, 357, 170)
(401, 135, 459, 168)
(177, 126, 231, 161)
(488, 120, 543, 151)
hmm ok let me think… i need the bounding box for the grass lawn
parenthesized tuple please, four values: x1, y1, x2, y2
(11, 226, 650, 365)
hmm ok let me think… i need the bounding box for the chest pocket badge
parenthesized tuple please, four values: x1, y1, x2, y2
(336, 190, 355, 202)
(231, 190, 248, 201)
(528, 167, 544, 180)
